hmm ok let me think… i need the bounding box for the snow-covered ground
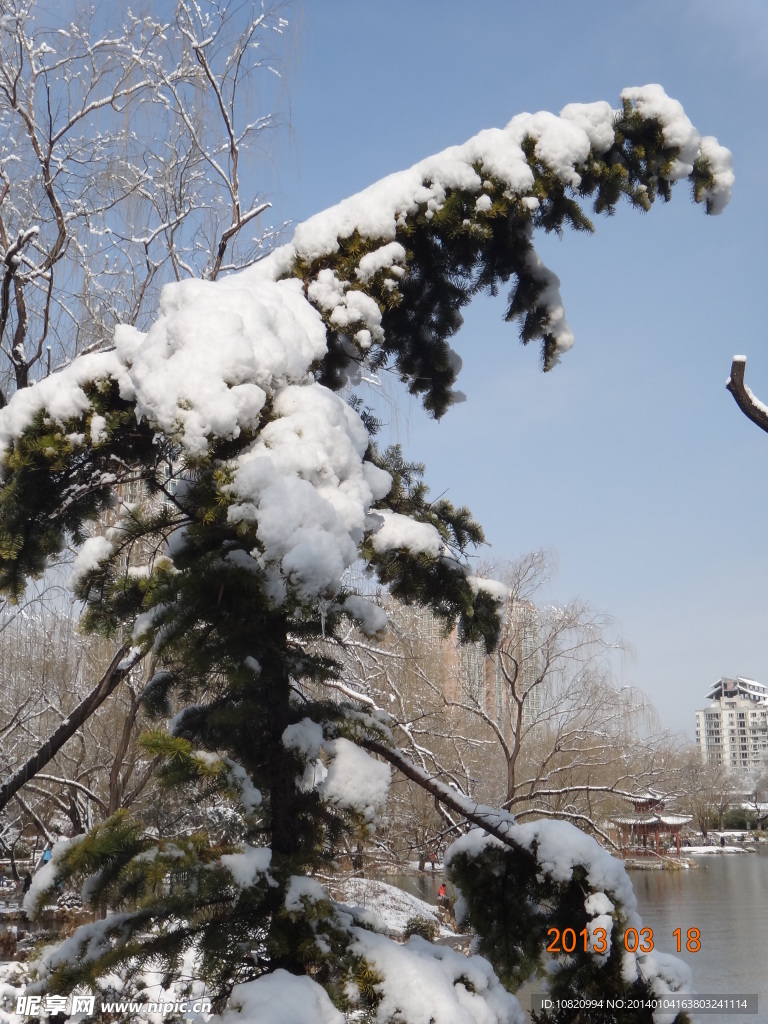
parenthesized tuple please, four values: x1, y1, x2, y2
(0, 877, 457, 1024)
(331, 877, 454, 937)
(686, 845, 750, 855)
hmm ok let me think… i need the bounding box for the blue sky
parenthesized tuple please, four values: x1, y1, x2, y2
(265, 1, 768, 736)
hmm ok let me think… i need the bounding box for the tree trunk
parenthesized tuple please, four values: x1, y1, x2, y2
(264, 616, 300, 863)
(261, 615, 306, 974)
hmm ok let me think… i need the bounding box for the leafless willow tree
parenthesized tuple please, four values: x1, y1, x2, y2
(315, 553, 680, 861)
(674, 753, 735, 839)
(745, 758, 768, 829)
(0, 0, 292, 832)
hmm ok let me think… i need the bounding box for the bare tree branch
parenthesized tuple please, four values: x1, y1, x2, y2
(0, 645, 145, 813)
(726, 355, 768, 434)
(361, 737, 537, 866)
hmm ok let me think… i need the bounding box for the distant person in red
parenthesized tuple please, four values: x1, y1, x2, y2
(438, 883, 448, 907)
(429, 852, 436, 871)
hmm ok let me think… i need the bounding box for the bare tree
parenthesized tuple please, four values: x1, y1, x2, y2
(0, 0, 291, 827)
(676, 753, 734, 839)
(744, 757, 768, 829)
(312, 554, 672, 861)
(0, 603, 154, 837)
(0, 0, 288, 399)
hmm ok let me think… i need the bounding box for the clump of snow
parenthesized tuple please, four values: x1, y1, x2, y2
(342, 594, 388, 635)
(584, 891, 614, 916)
(224, 757, 262, 812)
(368, 510, 446, 558)
(621, 84, 702, 181)
(225, 381, 390, 603)
(282, 718, 324, 759)
(586, 912, 614, 960)
(68, 536, 115, 591)
(583, 890, 615, 960)
(24, 837, 84, 916)
(132, 603, 169, 644)
(466, 576, 509, 604)
(698, 135, 735, 214)
(191, 749, 221, 768)
(522, 249, 573, 359)
(319, 738, 391, 820)
(166, 701, 201, 736)
(510, 819, 637, 911)
(220, 844, 272, 888)
(0, 349, 123, 463)
(218, 970, 344, 1024)
(356, 241, 407, 282)
(622, 948, 639, 984)
(36, 918, 133, 984)
(640, 950, 694, 1024)
(560, 100, 616, 154)
(508, 109, 593, 188)
(284, 874, 328, 913)
(348, 930, 525, 1024)
(308, 268, 384, 342)
(114, 276, 326, 459)
(362, 460, 394, 500)
(90, 413, 108, 444)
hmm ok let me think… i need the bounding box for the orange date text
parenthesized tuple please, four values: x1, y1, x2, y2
(545, 926, 701, 955)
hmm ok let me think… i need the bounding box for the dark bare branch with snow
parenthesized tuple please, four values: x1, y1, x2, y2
(726, 355, 768, 434)
(0, 642, 145, 814)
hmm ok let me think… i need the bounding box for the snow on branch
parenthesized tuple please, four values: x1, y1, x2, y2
(726, 355, 768, 434)
(252, 84, 732, 415)
(0, 87, 732, 624)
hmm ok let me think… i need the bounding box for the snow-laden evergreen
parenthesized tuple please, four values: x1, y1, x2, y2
(0, 86, 730, 1023)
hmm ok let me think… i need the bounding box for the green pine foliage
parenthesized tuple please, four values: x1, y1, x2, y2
(296, 106, 722, 416)
(450, 842, 692, 1024)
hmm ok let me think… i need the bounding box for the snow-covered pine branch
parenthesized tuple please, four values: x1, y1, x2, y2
(0, 85, 725, 1021)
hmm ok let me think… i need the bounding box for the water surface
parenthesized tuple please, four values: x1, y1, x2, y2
(387, 851, 768, 1021)
(629, 849, 768, 1022)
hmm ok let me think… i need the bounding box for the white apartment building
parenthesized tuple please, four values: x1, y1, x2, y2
(695, 677, 768, 769)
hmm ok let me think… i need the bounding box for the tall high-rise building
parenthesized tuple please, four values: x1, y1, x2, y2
(694, 677, 768, 769)
(456, 599, 543, 732)
(501, 601, 542, 728)
(384, 597, 542, 731)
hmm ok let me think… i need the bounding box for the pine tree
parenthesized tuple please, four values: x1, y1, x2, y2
(0, 86, 729, 1022)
